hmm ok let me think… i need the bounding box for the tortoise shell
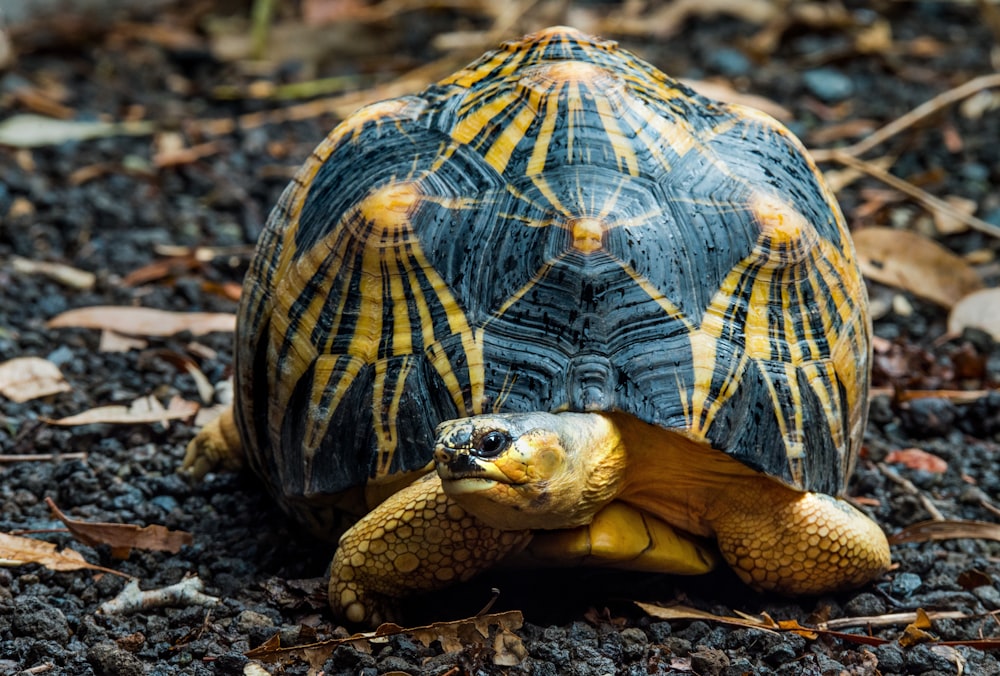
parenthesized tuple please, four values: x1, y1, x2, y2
(234, 26, 870, 531)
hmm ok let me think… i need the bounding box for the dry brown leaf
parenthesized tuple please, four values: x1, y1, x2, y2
(853, 227, 984, 308)
(890, 519, 1000, 545)
(0, 356, 72, 403)
(47, 306, 235, 337)
(0, 532, 128, 577)
(884, 448, 948, 474)
(98, 329, 148, 353)
(45, 395, 198, 427)
(948, 288, 1000, 340)
(244, 611, 524, 667)
(11, 256, 96, 289)
(933, 195, 978, 235)
(636, 603, 887, 646)
(46, 497, 192, 558)
(899, 608, 937, 648)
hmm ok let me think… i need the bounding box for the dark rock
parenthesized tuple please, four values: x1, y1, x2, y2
(12, 597, 70, 643)
(87, 641, 146, 676)
(690, 646, 730, 676)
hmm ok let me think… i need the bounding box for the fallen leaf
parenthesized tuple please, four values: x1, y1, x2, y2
(0, 356, 72, 402)
(46, 498, 193, 558)
(933, 195, 978, 235)
(244, 611, 524, 668)
(636, 603, 887, 646)
(853, 227, 984, 308)
(899, 608, 937, 648)
(956, 569, 994, 590)
(948, 288, 1000, 340)
(44, 395, 198, 427)
(890, 519, 1000, 545)
(0, 114, 153, 148)
(98, 329, 148, 353)
(47, 306, 235, 337)
(884, 448, 948, 473)
(0, 532, 128, 577)
(11, 256, 96, 289)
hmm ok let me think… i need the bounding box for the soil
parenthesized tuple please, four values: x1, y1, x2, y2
(2, 2, 1000, 675)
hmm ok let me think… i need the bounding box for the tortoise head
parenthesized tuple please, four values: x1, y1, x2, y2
(433, 412, 628, 531)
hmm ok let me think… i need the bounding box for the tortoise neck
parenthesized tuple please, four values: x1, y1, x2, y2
(605, 412, 765, 537)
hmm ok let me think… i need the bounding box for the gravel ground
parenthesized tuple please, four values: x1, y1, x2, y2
(2, 2, 1000, 674)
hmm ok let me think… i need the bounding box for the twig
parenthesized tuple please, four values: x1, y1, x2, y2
(811, 73, 1000, 161)
(98, 576, 220, 615)
(877, 462, 946, 521)
(820, 151, 1000, 239)
(980, 498, 1000, 521)
(0, 453, 88, 463)
(820, 609, 974, 631)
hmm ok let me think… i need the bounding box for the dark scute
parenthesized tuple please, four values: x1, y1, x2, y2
(797, 367, 843, 495)
(293, 124, 468, 255)
(706, 359, 792, 487)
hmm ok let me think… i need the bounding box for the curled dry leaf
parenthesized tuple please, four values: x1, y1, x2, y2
(890, 519, 1000, 545)
(47, 306, 235, 337)
(0, 532, 128, 577)
(884, 448, 949, 474)
(244, 610, 525, 668)
(46, 497, 193, 558)
(0, 114, 153, 148)
(11, 255, 96, 289)
(0, 356, 72, 403)
(44, 395, 198, 427)
(948, 288, 1000, 340)
(853, 227, 984, 308)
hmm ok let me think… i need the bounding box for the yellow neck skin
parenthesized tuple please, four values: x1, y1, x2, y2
(604, 412, 775, 538)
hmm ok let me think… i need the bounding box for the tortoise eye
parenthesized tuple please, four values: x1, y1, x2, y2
(476, 430, 510, 457)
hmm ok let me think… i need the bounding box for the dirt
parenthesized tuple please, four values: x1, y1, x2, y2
(1, 2, 1000, 674)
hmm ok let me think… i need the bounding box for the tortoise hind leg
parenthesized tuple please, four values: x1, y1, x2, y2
(710, 476, 890, 594)
(181, 406, 244, 479)
(329, 473, 532, 626)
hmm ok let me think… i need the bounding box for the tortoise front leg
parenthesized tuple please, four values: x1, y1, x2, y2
(710, 476, 890, 595)
(329, 473, 532, 626)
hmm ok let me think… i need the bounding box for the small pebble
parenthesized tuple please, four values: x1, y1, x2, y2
(973, 584, 1000, 610)
(707, 48, 750, 77)
(891, 572, 924, 597)
(802, 68, 854, 102)
(690, 647, 730, 676)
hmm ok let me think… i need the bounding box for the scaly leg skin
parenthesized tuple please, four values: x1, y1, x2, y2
(329, 473, 533, 626)
(711, 477, 891, 594)
(181, 406, 244, 479)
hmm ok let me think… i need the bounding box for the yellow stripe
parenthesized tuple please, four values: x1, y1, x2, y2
(451, 89, 519, 146)
(593, 91, 639, 176)
(527, 85, 561, 176)
(484, 102, 537, 174)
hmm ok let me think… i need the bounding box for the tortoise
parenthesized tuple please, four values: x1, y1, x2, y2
(184, 25, 891, 626)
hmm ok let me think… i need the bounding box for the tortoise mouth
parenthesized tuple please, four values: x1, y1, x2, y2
(440, 475, 500, 495)
(434, 445, 524, 488)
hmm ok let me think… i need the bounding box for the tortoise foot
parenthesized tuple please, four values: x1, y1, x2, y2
(328, 473, 531, 626)
(181, 406, 243, 479)
(713, 479, 890, 594)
